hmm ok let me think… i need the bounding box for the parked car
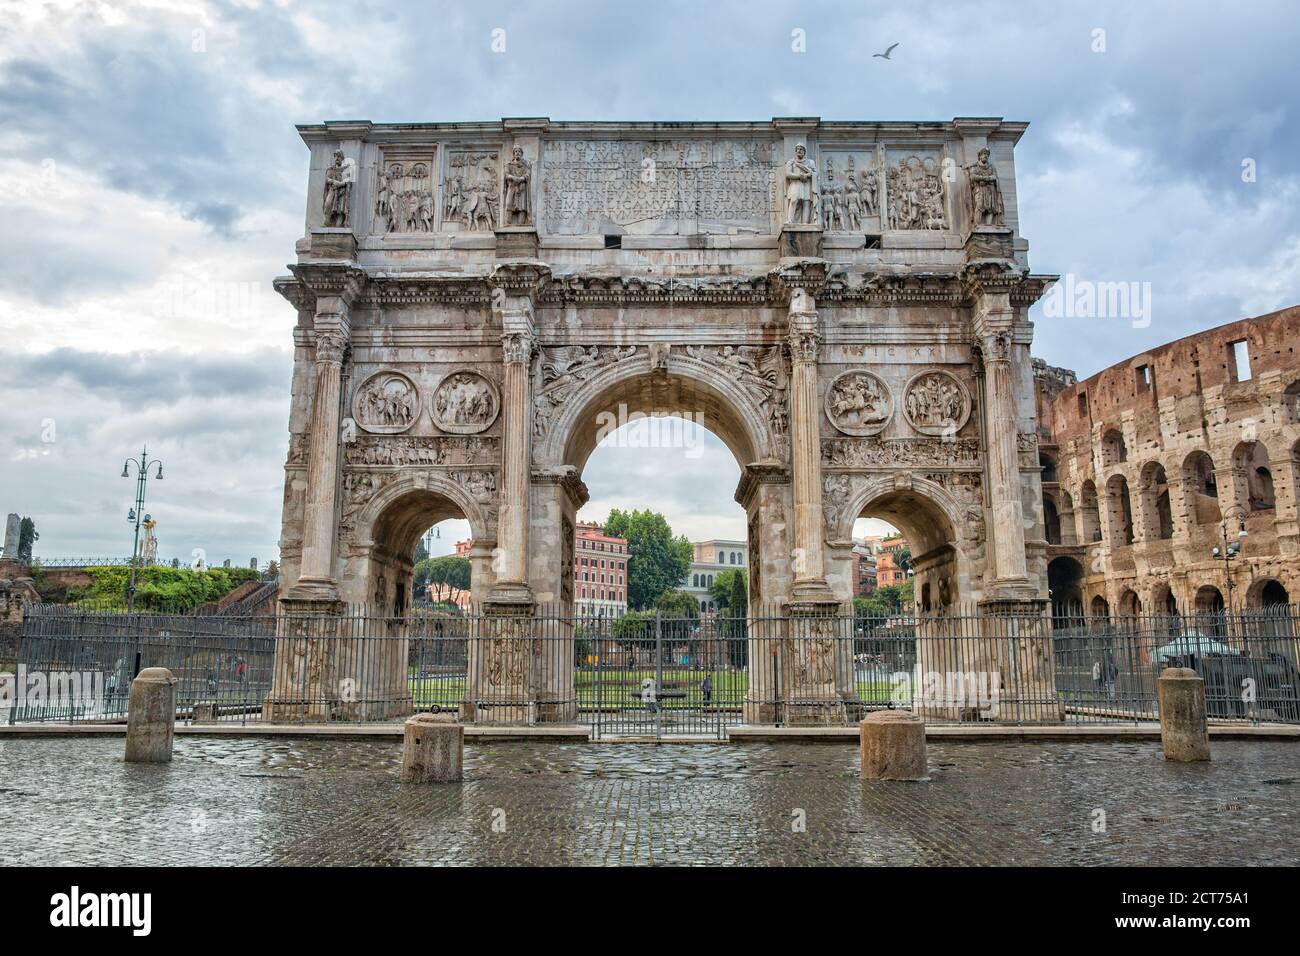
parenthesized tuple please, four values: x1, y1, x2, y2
(1153, 633, 1243, 664)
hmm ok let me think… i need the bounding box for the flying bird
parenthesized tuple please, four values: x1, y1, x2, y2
(873, 42, 899, 60)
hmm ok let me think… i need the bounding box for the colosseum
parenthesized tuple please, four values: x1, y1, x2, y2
(1036, 304, 1300, 623)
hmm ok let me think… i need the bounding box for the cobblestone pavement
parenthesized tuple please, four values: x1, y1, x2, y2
(1, 738, 1297, 865)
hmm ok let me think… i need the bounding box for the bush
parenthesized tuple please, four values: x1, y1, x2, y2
(69, 565, 260, 613)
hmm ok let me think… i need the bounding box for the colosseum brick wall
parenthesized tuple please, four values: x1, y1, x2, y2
(1037, 305, 1300, 618)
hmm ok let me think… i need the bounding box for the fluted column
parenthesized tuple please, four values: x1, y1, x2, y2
(484, 265, 548, 607)
(293, 323, 348, 598)
(979, 327, 1030, 585)
(786, 290, 834, 602)
(495, 327, 535, 598)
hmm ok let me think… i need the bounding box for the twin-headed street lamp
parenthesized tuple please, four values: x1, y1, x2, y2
(1211, 516, 1247, 612)
(121, 445, 163, 613)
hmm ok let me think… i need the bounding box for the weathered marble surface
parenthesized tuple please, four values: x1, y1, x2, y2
(269, 117, 1054, 722)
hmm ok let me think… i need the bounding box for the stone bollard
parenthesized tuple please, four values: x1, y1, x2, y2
(1157, 666, 1211, 762)
(125, 667, 178, 763)
(401, 712, 463, 783)
(860, 710, 927, 781)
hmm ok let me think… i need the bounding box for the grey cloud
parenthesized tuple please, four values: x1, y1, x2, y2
(3, 0, 1298, 557)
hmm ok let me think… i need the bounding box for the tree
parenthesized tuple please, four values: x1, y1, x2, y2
(416, 555, 471, 601)
(895, 546, 912, 574)
(602, 509, 692, 610)
(709, 568, 747, 613)
(653, 588, 699, 619)
(727, 569, 748, 617)
(855, 580, 915, 618)
(16, 517, 38, 564)
(414, 536, 430, 564)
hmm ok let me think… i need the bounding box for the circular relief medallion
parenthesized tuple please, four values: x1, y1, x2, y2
(903, 369, 971, 437)
(430, 369, 500, 435)
(353, 371, 419, 435)
(824, 370, 893, 436)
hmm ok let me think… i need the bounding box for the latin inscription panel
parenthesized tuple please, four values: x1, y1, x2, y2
(542, 139, 778, 236)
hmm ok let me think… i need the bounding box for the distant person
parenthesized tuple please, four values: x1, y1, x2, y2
(1091, 659, 1103, 696)
(701, 675, 713, 706)
(1104, 650, 1119, 700)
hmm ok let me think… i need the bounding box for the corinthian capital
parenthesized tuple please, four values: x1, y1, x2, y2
(501, 330, 535, 365)
(786, 328, 820, 364)
(979, 329, 1012, 364)
(314, 329, 348, 366)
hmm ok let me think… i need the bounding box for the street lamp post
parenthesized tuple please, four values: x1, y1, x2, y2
(1210, 518, 1246, 610)
(121, 445, 163, 613)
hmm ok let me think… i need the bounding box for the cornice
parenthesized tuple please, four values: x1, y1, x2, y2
(273, 264, 1055, 312)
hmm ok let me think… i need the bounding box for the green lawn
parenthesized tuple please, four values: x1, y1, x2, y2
(407, 670, 899, 711)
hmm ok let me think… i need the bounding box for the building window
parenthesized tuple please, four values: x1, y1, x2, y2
(1135, 364, 1153, 392)
(1229, 339, 1252, 381)
(1078, 392, 1088, 418)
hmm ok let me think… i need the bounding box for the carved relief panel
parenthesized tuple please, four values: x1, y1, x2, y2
(824, 370, 892, 436)
(561, 515, 574, 605)
(374, 149, 436, 234)
(533, 345, 638, 438)
(353, 371, 420, 434)
(902, 370, 972, 436)
(884, 148, 949, 231)
(542, 139, 778, 235)
(817, 149, 883, 232)
(430, 370, 500, 434)
(443, 150, 500, 231)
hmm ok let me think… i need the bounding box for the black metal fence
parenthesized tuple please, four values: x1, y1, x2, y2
(6, 602, 1299, 735)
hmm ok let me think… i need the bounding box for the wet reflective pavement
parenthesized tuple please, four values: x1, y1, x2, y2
(1, 738, 1297, 865)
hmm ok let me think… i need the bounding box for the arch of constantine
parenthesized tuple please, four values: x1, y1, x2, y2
(267, 117, 1057, 722)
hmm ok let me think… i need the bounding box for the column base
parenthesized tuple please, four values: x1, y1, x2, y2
(485, 581, 535, 608)
(790, 579, 838, 607)
(281, 579, 340, 605)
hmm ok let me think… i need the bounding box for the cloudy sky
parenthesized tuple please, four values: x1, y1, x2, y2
(1, 0, 1297, 563)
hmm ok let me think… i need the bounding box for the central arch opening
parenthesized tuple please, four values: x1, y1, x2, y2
(549, 364, 765, 736)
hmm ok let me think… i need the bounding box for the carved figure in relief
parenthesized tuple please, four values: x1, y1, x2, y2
(531, 345, 638, 437)
(375, 166, 392, 230)
(445, 153, 500, 231)
(792, 637, 834, 686)
(887, 155, 946, 231)
(503, 147, 532, 226)
(827, 373, 890, 432)
(832, 377, 883, 426)
(649, 342, 670, 374)
(322, 149, 353, 228)
(357, 374, 417, 431)
(967, 147, 1005, 226)
(820, 158, 841, 230)
(376, 161, 434, 234)
(433, 372, 498, 429)
(418, 190, 434, 231)
(905, 372, 967, 433)
(842, 164, 864, 231)
(783, 144, 817, 225)
(861, 165, 880, 217)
